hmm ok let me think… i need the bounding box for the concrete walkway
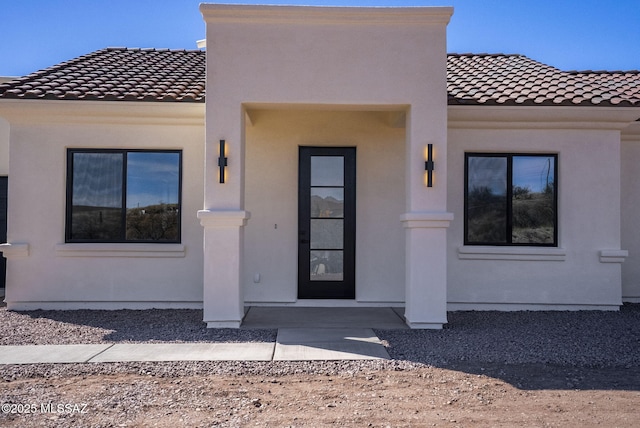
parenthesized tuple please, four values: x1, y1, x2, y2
(0, 307, 406, 364)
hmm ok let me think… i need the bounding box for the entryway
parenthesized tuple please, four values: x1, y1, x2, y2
(241, 306, 408, 360)
(241, 307, 407, 329)
(298, 147, 356, 299)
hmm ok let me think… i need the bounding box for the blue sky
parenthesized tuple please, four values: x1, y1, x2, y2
(1, 0, 639, 77)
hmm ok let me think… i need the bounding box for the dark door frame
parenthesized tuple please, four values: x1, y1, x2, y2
(298, 147, 356, 299)
(0, 176, 7, 290)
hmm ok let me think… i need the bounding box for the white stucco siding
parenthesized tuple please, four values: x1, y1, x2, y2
(1, 102, 205, 309)
(201, 5, 451, 212)
(447, 122, 624, 309)
(243, 109, 405, 304)
(621, 122, 640, 302)
(203, 7, 449, 106)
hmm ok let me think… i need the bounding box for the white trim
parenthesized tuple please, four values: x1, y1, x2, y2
(55, 243, 185, 258)
(0, 99, 204, 126)
(457, 245, 566, 261)
(622, 297, 640, 303)
(447, 302, 620, 311)
(405, 321, 445, 329)
(448, 105, 640, 130)
(200, 4, 454, 26)
(5, 301, 203, 310)
(197, 210, 251, 228)
(205, 321, 242, 328)
(599, 249, 629, 263)
(622, 121, 640, 139)
(400, 212, 454, 229)
(0, 243, 30, 259)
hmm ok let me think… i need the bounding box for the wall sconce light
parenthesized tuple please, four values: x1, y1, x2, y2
(218, 139, 227, 183)
(425, 143, 434, 187)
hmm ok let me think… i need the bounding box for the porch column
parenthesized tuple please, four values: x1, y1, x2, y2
(401, 213, 452, 329)
(199, 85, 247, 327)
(403, 99, 452, 329)
(198, 210, 250, 328)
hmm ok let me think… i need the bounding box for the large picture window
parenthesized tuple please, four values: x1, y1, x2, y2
(66, 149, 182, 243)
(465, 153, 557, 246)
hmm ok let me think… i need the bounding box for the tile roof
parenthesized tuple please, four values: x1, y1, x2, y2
(0, 48, 205, 102)
(447, 54, 640, 107)
(1, 49, 639, 107)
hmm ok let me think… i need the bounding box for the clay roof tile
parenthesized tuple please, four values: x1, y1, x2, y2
(0, 47, 206, 102)
(1, 50, 638, 107)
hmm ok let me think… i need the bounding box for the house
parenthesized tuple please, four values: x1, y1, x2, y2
(0, 4, 639, 328)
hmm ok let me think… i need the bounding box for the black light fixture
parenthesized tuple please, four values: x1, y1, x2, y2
(218, 139, 227, 183)
(425, 143, 434, 187)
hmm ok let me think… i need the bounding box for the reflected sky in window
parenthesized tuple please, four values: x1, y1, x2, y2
(126, 152, 180, 208)
(311, 156, 344, 187)
(469, 156, 555, 195)
(513, 156, 555, 193)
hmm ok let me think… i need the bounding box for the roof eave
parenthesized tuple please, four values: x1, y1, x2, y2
(448, 104, 640, 130)
(0, 98, 204, 126)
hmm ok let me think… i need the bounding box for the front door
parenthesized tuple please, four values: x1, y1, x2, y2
(0, 177, 7, 290)
(298, 147, 356, 299)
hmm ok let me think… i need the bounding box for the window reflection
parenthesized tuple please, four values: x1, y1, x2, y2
(311, 156, 344, 186)
(68, 150, 181, 242)
(310, 250, 344, 281)
(310, 219, 343, 249)
(311, 188, 344, 218)
(465, 154, 557, 246)
(512, 156, 555, 244)
(126, 152, 181, 241)
(467, 157, 507, 243)
(71, 153, 123, 240)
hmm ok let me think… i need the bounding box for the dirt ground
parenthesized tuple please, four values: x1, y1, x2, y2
(1, 364, 638, 427)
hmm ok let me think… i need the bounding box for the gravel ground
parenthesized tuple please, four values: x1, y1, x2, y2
(0, 308, 277, 345)
(0, 304, 639, 380)
(378, 304, 640, 368)
(1, 305, 639, 427)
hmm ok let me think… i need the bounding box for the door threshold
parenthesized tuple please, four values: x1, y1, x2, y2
(248, 300, 404, 308)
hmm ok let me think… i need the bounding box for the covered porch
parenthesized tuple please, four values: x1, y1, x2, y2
(198, 4, 454, 329)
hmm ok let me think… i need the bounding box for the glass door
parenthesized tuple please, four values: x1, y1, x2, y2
(298, 147, 356, 299)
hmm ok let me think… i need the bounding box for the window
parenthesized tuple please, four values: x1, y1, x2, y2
(66, 149, 182, 243)
(465, 153, 557, 246)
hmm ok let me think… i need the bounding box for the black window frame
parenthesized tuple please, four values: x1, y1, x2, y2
(65, 148, 182, 244)
(464, 152, 558, 247)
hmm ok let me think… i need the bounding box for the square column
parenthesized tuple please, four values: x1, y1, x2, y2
(198, 210, 250, 328)
(403, 101, 452, 328)
(401, 213, 453, 329)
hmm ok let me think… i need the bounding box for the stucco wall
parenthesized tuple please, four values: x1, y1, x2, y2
(1, 102, 205, 309)
(621, 123, 640, 302)
(200, 5, 452, 325)
(200, 5, 451, 213)
(243, 109, 405, 304)
(447, 121, 624, 309)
